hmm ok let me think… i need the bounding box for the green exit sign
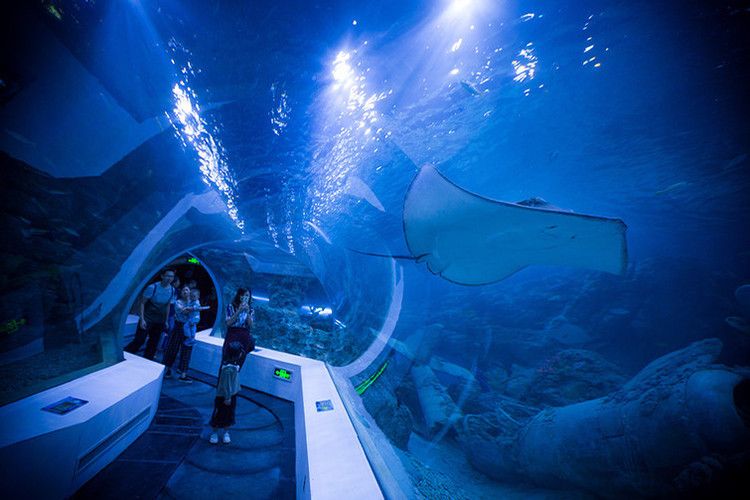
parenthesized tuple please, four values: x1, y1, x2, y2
(187, 257, 201, 265)
(274, 367, 293, 382)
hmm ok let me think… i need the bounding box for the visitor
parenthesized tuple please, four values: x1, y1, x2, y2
(162, 285, 191, 380)
(160, 274, 180, 353)
(180, 288, 209, 380)
(224, 287, 255, 369)
(125, 269, 175, 360)
(209, 341, 243, 444)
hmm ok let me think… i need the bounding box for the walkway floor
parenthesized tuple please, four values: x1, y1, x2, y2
(74, 370, 295, 499)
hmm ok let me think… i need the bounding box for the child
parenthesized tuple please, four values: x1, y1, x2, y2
(209, 341, 243, 444)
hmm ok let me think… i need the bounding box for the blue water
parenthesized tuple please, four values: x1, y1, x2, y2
(1, 0, 749, 497)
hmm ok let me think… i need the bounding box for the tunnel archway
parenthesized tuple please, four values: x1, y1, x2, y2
(118, 252, 223, 352)
(114, 233, 397, 368)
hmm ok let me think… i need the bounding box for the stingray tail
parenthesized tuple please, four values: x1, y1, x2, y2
(349, 249, 425, 261)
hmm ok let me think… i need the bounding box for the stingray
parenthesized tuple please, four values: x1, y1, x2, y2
(356, 165, 627, 285)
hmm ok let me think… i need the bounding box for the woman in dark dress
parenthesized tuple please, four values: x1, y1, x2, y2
(209, 341, 243, 444)
(223, 287, 255, 369)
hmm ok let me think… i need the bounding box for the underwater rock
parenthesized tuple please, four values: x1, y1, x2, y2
(411, 363, 462, 436)
(374, 399, 414, 450)
(489, 328, 557, 366)
(403, 324, 443, 365)
(553, 257, 735, 371)
(252, 303, 357, 365)
(545, 320, 593, 347)
(523, 349, 625, 407)
(429, 356, 476, 387)
(503, 364, 536, 399)
(267, 275, 308, 310)
(457, 339, 750, 497)
(361, 381, 415, 450)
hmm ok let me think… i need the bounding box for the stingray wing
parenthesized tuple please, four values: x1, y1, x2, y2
(403, 165, 628, 285)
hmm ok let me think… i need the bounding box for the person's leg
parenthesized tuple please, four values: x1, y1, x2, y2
(161, 317, 175, 351)
(223, 395, 237, 443)
(209, 397, 223, 443)
(162, 326, 183, 374)
(178, 344, 194, 377)
(124, 325, 147, 354)
(143, 323, 164, 360)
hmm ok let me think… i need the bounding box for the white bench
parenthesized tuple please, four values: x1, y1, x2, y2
(0, 353, 163, 498)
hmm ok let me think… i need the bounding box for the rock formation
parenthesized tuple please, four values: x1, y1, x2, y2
(456, 339, 750, 497)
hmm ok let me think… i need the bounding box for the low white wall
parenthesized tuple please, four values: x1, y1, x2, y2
(0, 354, 163, 498)
(190, 330, 383, 500)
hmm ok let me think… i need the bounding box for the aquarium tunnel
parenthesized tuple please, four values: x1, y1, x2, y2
(1, 0, 749, 498)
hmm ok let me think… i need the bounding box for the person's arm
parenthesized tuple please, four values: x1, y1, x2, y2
(226, 305, 240, 326)
(163, 300, 171, 328)
(244, 306, 254, 329)
(139, 296, 147, 329)
(175, 299, 187, 316)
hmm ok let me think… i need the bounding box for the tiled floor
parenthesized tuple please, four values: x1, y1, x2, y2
(74, 370, 295, 499)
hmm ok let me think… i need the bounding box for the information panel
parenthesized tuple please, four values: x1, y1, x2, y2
(316, 400, 334, 412)
(42, 397, 88, 415)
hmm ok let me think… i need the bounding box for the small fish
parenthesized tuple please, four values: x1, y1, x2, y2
(725, 316, 750, 334)
(4, 129, 36, 146)
(28, 197, 49, 215)
(304, 221, 332, 244)
(344, 176, 385, 212)
(723, 153, 747, 172)
(655, 181, 689, 196)
(21, 228, 50, 238)
(460, 80, 480, 96)
(61, 227, 80, 237)
(608, 308, 630, 316)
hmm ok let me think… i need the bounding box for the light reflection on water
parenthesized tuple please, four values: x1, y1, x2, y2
(166, 39, 244, 232)
(270, 83, 291, 137)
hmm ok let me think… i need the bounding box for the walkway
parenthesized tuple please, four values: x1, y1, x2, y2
(74, 370, 295, 499)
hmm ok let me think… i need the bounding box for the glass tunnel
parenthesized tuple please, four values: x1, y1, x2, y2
(1, 0, 749, 498)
